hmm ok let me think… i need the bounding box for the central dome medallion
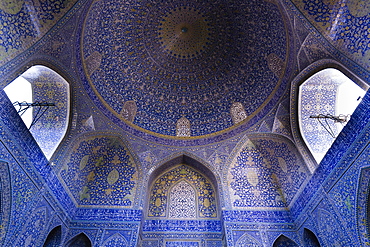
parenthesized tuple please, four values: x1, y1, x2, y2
(81, 0, 289, 138)
(158, 7, 211, 59)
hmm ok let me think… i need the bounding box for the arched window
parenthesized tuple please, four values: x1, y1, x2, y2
(66, 233, 92, 247)
(299, 68, 366, 163)
(168, 180, 197, 219)
(176, 117, 191, 137)
(121, 100, 137, 122)
(43, 225, 62, 247)
(4, 65, 70, 159)
(230, 102, 247, 125)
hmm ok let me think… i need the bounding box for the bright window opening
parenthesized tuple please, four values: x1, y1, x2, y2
(4, 65, 70, 160)
(4, 76, 33, 128)
(299, 68, 366, 163)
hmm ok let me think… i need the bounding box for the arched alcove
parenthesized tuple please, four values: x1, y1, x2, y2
(66, 233, 92, 247)
(273, 235, 299, 247)
(4, 65, 70, 160)
(140, 154, 223, 245)
(303, 228, 321, 247)
(43, 225, 62, 247)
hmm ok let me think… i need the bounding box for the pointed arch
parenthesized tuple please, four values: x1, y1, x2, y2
(66, 233, 92, 247)
(303, 228, 321, 247)
(176, 117, 191, 137)
(121, 100, 137, 122)
(272, 235, 299, 247)
(290, 60, 369, 172)
(4, 64, 70, 159)
(141, 154, 224, 243)
(298, 68, 365, 163)
(230, 102, 247, 125)
(147, 164, 217, 218)
(43, 225, 62, 247)
(168, 180, 197, 219)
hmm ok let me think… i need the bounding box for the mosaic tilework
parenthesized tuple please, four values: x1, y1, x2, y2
(65, 222, 139, 246)
(165, 241, 199, 247)
(18, 65, 70, 159)
(230, 102, 247, 125)
(59, 135, 138, 207)
(223, 210, 293, 223)
(142, 220, 222, 232)
(168, 181, 197, 218)
(73, 208, 142, 221)
(206, 240, 223, 247)
(291, 0, 370, 70)
(0, 0, 77, 66)
(0, 145, 39, 242)
(356, 166, 370, 246)
(141, 240, 159, 247)
(235, 233, 262, 247)
(316, 208, 352, 246)
(176, 117, 191, 137)
(300, 33, 333, 65)
(257, 97, 294, 142)
(81, 0, 288, 137)
(148, 164, 217, 218)
(0, 161, 11, 243)
(102, 233, 128, 247)
(228, 135, 308, 208)
(290, 90, 370, 221)
(328, 159, 361, 236)
(14, 207, 47, 247)
(141, 233, 222, 247)
(1, 1, 370, 246)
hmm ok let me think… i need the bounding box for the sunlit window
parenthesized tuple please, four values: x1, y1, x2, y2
(299, 68, 366, 163)
(4, 65, 70, 160)
(4, 76, 33, 128)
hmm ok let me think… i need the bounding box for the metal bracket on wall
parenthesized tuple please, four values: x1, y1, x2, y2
(13, 101, 55, 130)
(309, 114, 350, 138)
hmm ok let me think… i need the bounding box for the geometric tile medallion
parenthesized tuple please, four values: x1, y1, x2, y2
(59, 135, 137, 207)
(82, 0, 289, 137)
